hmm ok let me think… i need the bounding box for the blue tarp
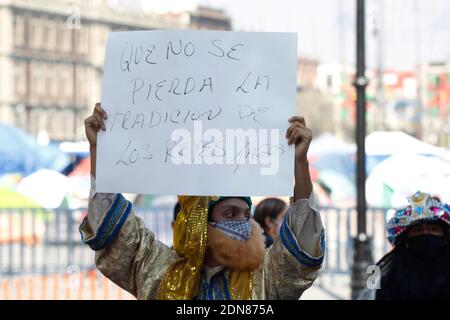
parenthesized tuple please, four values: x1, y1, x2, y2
(0, 124, 70, 176)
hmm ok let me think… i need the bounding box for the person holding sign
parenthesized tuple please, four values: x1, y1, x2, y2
(80, 103, 324, 300)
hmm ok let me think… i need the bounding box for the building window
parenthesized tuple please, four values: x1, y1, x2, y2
(31, 17, 44, 50)
(36, 63, 45, 101)
(29, 109, 40, 137)
(41, 17, 49, 51)
(30, 62, 44, 105)
(14, 15, 25, 47)
(76, 27, 89, 55)
(59, 65, 73, 105)
(60, 21, 72, 52)
(77, 66, 87, 105)
(14, 60, 27, 99)
(47, 65, 58, 101)
(47, 19, 57, 51)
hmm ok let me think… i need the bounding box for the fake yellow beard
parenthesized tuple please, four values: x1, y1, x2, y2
(207, 219, 265, 271)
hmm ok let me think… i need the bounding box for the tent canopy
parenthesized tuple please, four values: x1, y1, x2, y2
(0, 124, 70, 175)
(309, 133, 356, 155)
(366, 131, 445, 156)
(366, 153, 450, 208)
(17, 169, 71, 209)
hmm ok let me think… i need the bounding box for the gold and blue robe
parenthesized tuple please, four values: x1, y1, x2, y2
(79, 176, 325, 300)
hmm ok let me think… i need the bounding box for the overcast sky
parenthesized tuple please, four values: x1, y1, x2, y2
(117, 0, 450, 70)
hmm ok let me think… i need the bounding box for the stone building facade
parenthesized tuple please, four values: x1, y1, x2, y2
(0, 0, 187, 140)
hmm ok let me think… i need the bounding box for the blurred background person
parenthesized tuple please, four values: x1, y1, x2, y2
(254, 198, 288, 248)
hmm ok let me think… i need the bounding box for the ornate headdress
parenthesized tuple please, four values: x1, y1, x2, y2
(387, 191, 450, 245)
(157, 195, 255, 300)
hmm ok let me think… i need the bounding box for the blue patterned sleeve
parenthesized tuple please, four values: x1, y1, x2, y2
(79, 193, 132, 250)
(281, 191, 325, 267)
(78, 176, 178, 299)
(262, 191, 325, 299)
(279, 217, 325, 268)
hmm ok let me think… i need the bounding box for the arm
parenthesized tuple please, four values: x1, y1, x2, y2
(79, 176, 178, 299)
(262, 195, 325, 299)
(84, 102, 104, 179)
(261, 116, 325, 299)
(80, 103, 178, 299)
(287, 116, 313, 202)
(90, 145, 97, 178)
(294, 159, 313, 201)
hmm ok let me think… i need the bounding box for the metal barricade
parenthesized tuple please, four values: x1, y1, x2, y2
(0, 206, 392, 300)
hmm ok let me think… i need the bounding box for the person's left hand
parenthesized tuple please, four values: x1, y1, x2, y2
(286, 116, 312, 163)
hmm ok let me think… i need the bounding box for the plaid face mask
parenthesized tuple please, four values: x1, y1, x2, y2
(209, 219, 253, 241)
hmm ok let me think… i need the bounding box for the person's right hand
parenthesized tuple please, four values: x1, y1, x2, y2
(84, 102, 107, 147)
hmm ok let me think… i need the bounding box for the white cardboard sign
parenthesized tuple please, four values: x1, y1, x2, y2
(97, 30, 297, 196)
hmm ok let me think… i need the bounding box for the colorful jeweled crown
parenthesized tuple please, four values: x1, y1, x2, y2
(387, 191, 450, 245)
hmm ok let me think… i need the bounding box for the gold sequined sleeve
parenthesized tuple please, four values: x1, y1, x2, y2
(79, 176, 179, 299)
(259, 191, 325, 299)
